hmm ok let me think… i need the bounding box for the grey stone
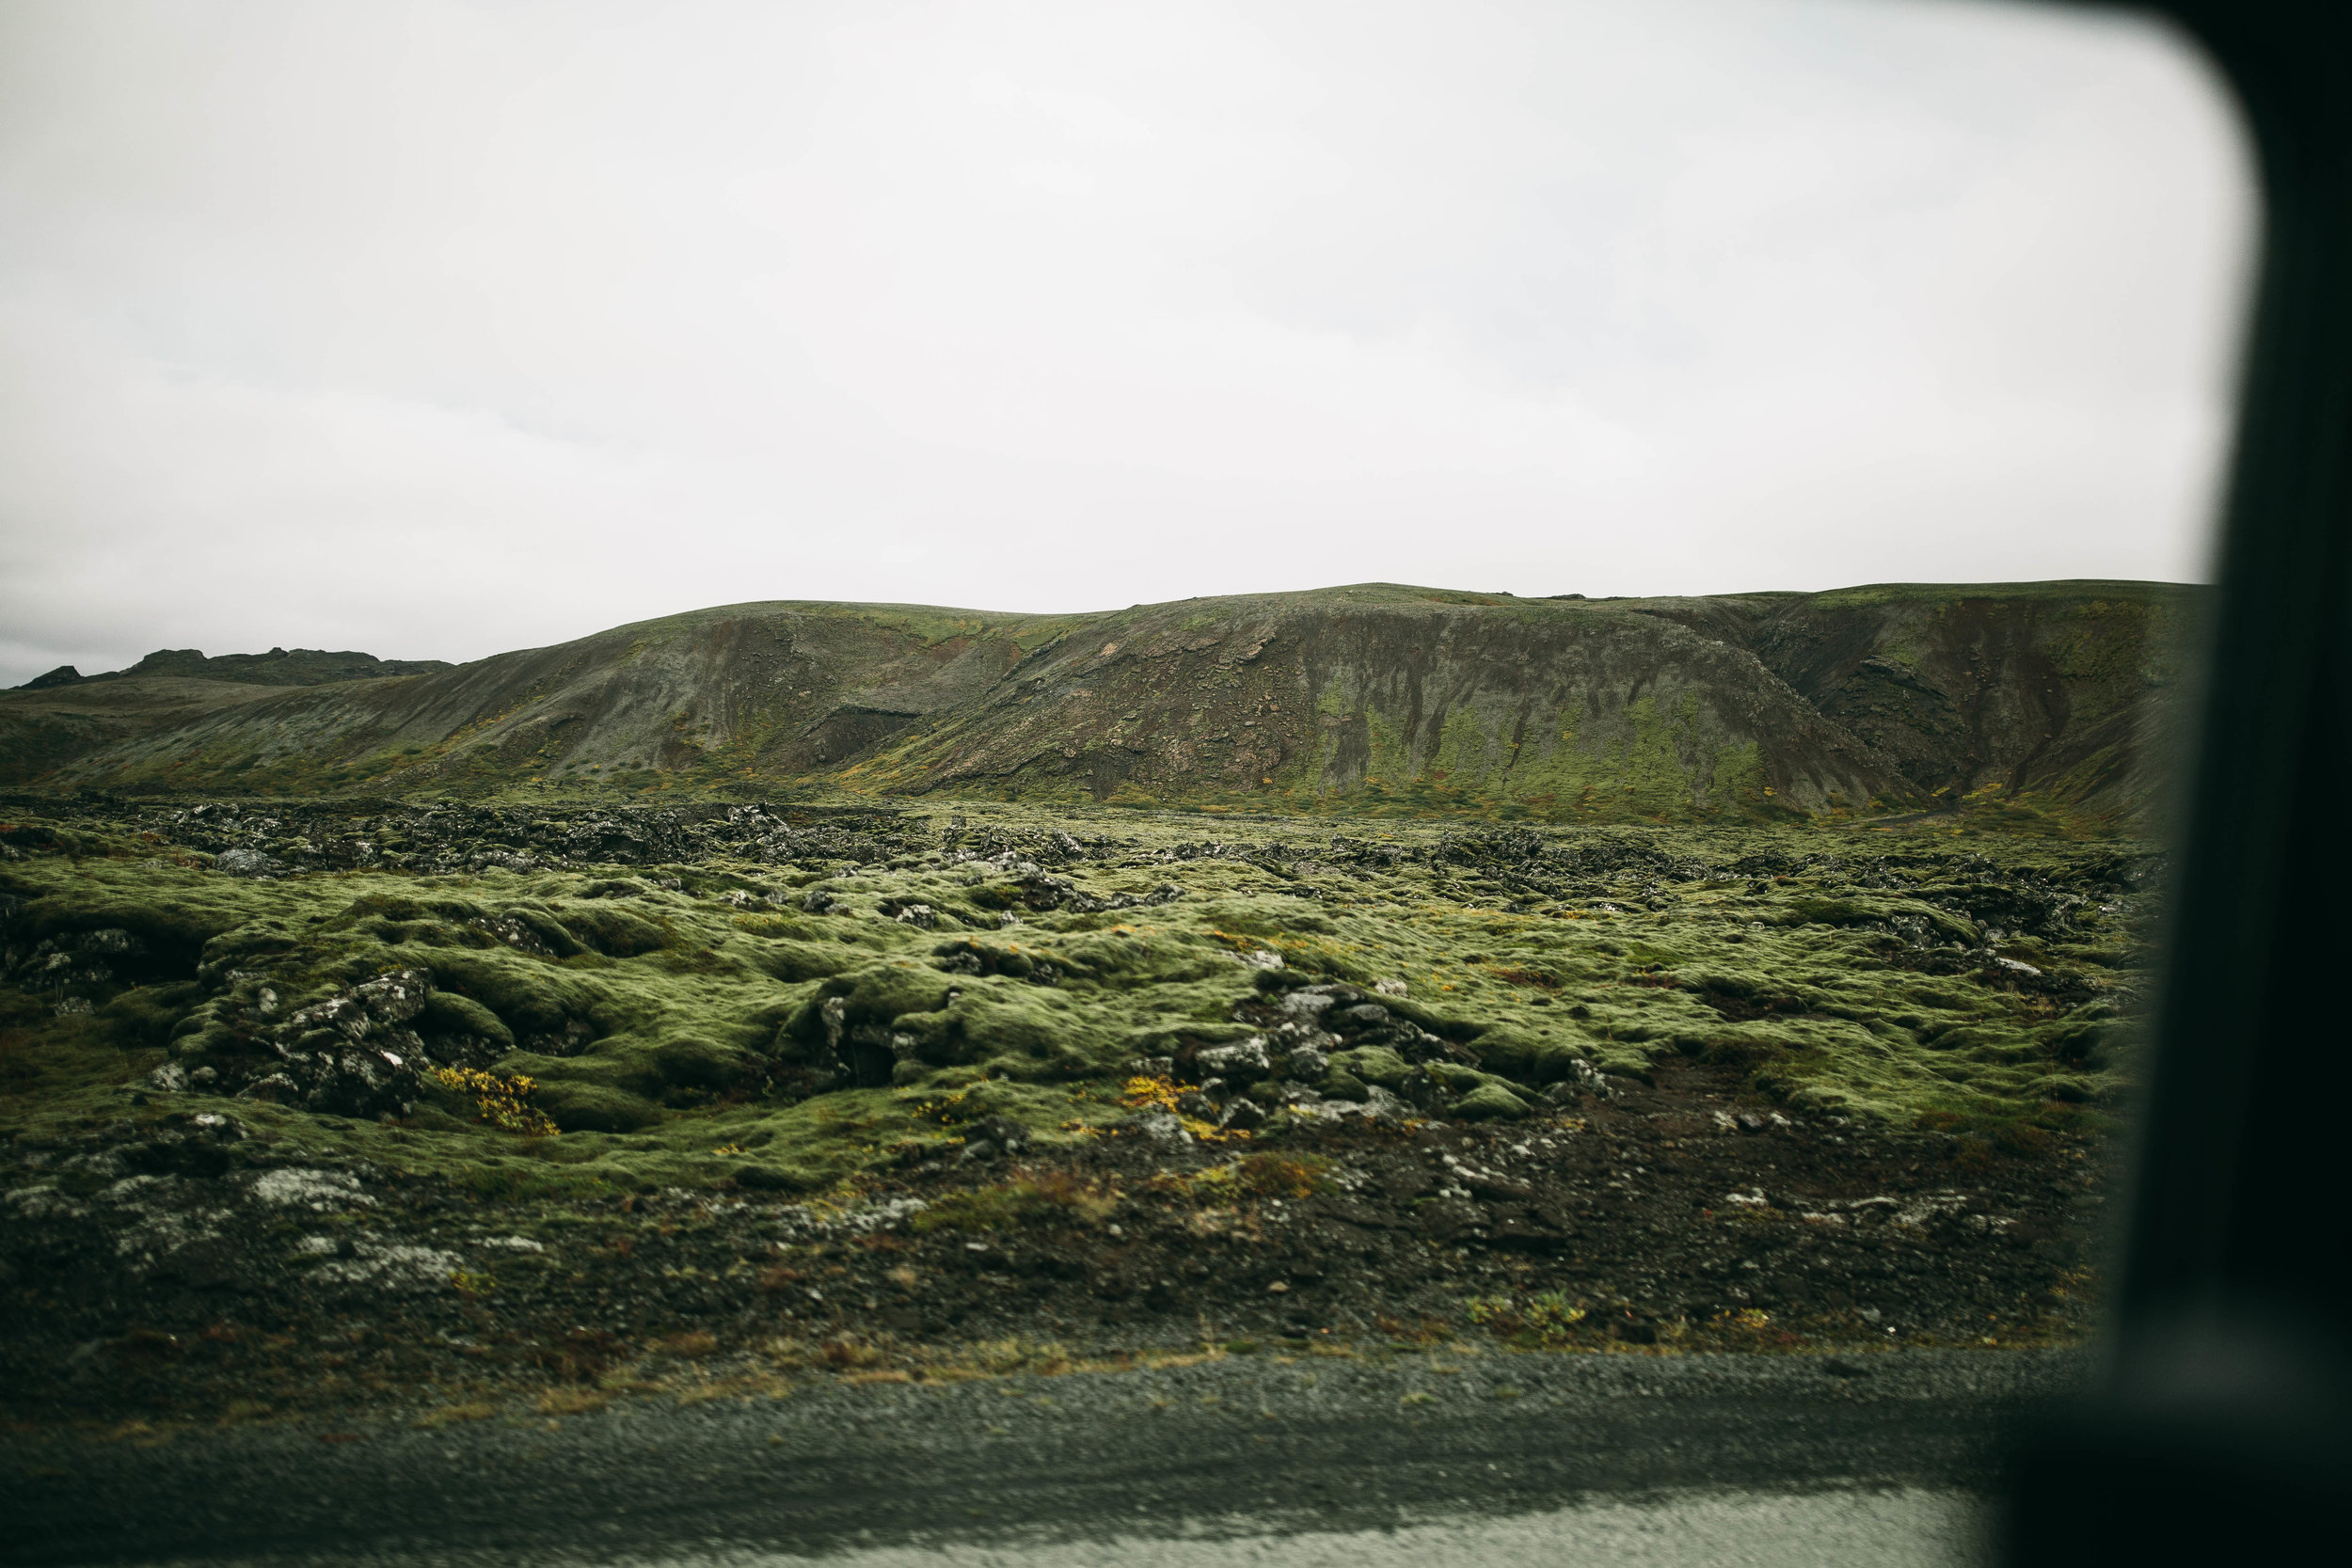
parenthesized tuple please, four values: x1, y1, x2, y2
(1219, 1097, 1267, 1132)
(1133, 1109, 1193, 1145)
(967, 1115, 1030, 1150)
(214, 847, 279, 878)
(235, 1073, 303, 1104)
(1196, 1037, 1272, 1080)
(1545, 1057, 1616, 1103)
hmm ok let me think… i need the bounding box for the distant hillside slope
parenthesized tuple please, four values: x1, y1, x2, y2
(0, 581, 2196, 826)
(16, 647, 453, 691)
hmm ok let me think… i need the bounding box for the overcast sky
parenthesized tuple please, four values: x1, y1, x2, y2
(0, 0, 2253, 685)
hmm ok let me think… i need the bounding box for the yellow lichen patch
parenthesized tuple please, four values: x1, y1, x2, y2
(1121, 1074, 1183, 1113)
(448, 1268, 497, 1296)
(1120, 1074, 1232, 1141)
(430, 1067, 558, 1137)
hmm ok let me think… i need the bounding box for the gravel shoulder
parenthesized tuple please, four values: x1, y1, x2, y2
(3, 1345, 2083, 1567)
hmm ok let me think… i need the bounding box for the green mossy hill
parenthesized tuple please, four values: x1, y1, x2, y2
(0, 676, 324, 795)
(0, 600, 1079, 801)
(0, 581, 2194, 829)
(1, 796, 2155, 1197)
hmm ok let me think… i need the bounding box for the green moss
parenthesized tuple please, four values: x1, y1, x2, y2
(1319, 1068, 1369, 1101)
(908, 1181, 1073, 1233)
(558, 904, 673, 957)
(1328, 1045, 1411, 1086)
(1452, 1082, 1532, 1120)
(417, 991, 515, 1052)
(1466, 1024, 1594, 1084)
(0, 796, 2154, 1192)
(531, 1081, 663, 1132)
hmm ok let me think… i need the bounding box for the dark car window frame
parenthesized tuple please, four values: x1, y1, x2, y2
(2007, 4, 2352, 1556)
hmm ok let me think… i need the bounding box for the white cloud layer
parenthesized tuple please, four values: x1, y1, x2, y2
(0, 0, 2254, 684)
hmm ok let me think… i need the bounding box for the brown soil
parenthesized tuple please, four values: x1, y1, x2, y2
(0, 1058, 2106, 1424)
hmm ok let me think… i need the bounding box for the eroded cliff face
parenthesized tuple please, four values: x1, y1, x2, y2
(1742, 585, 2193, 817)
(854, 588, 1902, 818)
(0, 579, 2195, 825)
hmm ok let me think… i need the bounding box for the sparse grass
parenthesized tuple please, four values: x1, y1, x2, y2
(535, 1386, 610, 1417)
(1467, 1291, 1591, 1347)
(910, 1172, 1120, 1234)
(414, 1401, 499, 1428)
(1192, 1153, 1334, 1200)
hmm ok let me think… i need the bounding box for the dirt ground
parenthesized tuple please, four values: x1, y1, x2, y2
(0, 1051, 2106, 1425)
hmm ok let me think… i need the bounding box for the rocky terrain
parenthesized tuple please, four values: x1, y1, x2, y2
(1, 578, 2194, 830)
(0, 792, 2143, 1423)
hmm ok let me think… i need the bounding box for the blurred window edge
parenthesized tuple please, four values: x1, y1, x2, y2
(2005, 5, 2352, 1559)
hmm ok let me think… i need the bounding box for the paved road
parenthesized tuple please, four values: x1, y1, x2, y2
(3, 1349, 2078, 1566)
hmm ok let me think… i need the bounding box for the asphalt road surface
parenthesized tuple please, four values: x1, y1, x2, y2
(3, 1348, 2081, 1567)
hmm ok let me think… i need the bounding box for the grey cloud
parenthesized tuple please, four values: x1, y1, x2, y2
(0, 0, 2252, 686)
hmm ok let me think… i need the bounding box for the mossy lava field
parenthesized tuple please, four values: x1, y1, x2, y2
(0, 793, 2151, 1423)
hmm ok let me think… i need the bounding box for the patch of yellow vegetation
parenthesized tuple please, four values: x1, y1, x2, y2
(430, 1067, 558, 1137)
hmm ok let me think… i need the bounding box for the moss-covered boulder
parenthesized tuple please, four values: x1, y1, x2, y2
(532, 1080, 661, 1132)
(1318, 1068, 1370, 1102)
(1452, 1082, 1532, 1121)
(1464, 1022, 1603, 1085)
(417, 990, 515, 1054)
(426, 950, 595, 1040)
(654, 1036, 756, 1090)
(1328, 1045, 1410, 1087)
(558, 904, 673, 957)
